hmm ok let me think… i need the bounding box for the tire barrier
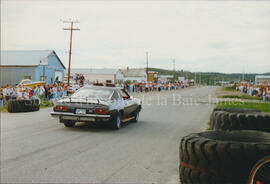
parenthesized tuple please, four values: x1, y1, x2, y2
(213, 107, 260, 113)
(7, 99, 40, 113)
(210, 110, 270, 133)
(179, 130, 270, 184)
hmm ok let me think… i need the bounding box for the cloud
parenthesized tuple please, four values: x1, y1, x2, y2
(1, 1, 270, 73)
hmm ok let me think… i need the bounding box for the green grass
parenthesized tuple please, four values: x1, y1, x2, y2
(0, 105, 8, 112)
(222, 85, 237, 92)
(217, 101, 270, 112)
(219, 95, 262, 100)
(40, 100, 54, 108)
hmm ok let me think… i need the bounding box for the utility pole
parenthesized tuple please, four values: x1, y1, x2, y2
(242, 66, 245, 82)
(63, 19, 80, 86)
(146, 52, 149, 81)
(194, 72, 197, 86)
(172, 58, 176, 81)
(200, 72, 202, 85)
(173, 58, 175, 71)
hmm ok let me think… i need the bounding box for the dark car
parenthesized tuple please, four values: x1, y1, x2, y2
(50, 86, 142, 129)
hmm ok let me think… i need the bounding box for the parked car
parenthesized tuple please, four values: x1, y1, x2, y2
(50, 86, 142, 129)
(64, 81, 81, 95)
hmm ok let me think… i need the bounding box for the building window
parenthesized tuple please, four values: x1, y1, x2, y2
(106, 80, 112, 83)
(24, 76, 31, 79)
(40, 76, 47, 81)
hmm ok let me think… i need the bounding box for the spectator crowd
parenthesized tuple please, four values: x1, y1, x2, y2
(236, 82, 270, 103)
(0, 80, 189, 106)
(0, 83, 69, 106)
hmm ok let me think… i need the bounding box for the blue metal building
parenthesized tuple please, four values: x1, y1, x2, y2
(0, 50, 66, 86)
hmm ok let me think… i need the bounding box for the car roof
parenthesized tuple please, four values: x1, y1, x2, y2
(81, 85, 119, 91)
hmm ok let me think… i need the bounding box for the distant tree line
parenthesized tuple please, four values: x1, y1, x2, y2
(149, 67, 270, 85)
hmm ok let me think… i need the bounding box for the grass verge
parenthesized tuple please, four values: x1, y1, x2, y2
(222, 85, 237, 92)
(0, 105, 8, 112)
(216, 101, 270, 112)
(40, 100, 54, 108)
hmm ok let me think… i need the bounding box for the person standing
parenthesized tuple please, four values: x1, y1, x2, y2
(263, 89, 267, 103)
(16, 86, 23, 100)
(0, 89, 3, 106)
(34, 86, 41, 99)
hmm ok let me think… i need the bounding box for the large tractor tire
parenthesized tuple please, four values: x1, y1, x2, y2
(210, 110, 270, 133)
(179, 130, 270, 184)
(213, 108, 260, 113)
(7, 100, 14, 113)
(7, 99, 40, 113)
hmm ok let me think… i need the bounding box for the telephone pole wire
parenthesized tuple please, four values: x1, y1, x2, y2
(62, 19, 80, 86)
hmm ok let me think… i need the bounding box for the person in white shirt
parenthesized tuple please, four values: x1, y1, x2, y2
(23, 89, 29, 100)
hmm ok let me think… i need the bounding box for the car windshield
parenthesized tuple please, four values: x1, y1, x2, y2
(72, 88, 113, 99)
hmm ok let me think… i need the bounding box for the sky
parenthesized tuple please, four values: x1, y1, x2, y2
(1, 0, 270, 73)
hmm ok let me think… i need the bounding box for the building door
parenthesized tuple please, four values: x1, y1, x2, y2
(55, 71, 62, 81)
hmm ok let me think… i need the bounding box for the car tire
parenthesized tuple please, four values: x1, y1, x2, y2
(132, 110, 140, 123)
(210, 111, 270, 133)
(110, 113, 122, 129)
(63, 121, 75, 127)
(179, 130, 270, 184)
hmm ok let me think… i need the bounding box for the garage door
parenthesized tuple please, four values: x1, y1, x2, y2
(55, 71, 63, 81)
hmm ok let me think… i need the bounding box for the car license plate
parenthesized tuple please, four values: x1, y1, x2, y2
(76, 109, 86, 114)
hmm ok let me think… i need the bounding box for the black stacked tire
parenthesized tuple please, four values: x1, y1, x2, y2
(210, 110, 270, 133)
(179, 130, 270, 184)
(7, 99, 40, 113)
(213, 108, 260, 113)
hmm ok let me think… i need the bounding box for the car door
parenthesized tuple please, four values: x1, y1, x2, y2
(117, 90, 129, 117)
(120, 89, 137, 117)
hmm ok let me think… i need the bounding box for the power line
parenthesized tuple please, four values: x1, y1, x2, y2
(62, 19, 80, 86)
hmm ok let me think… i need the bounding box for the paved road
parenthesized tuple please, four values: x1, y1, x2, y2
(1, 86, 217, 184)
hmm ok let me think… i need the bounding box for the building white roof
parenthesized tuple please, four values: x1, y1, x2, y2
(255, 75, 270, 79)
(120, 68, 146, 77)
(68, 68, 120, 75)
(0, 50, 65, 68)
(158, 75, 174, 78)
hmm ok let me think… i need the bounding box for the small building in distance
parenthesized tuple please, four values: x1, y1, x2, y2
(120, 68, 147, 83)
(0, 50, 65, 86)
(66, 68, 124, 84)
(158, 75, 174, 82)
(255, 75, 270, 85)
(148, 71, 158, 82)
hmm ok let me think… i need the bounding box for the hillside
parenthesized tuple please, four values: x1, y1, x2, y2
(149, 68, 270, 85)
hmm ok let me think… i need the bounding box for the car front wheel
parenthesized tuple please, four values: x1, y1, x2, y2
(63, 121, 75, 127)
